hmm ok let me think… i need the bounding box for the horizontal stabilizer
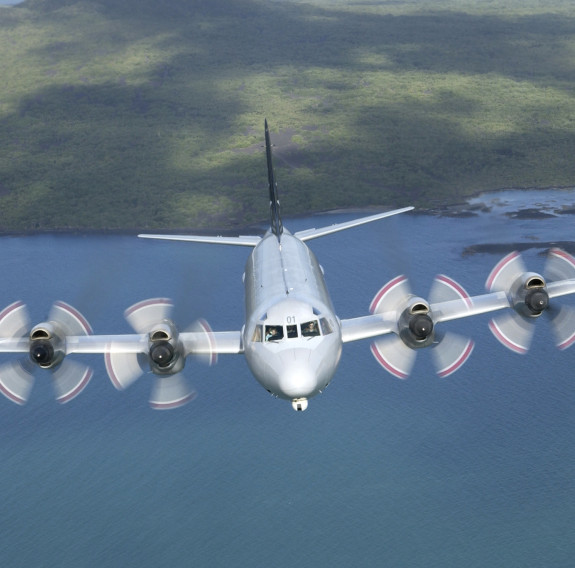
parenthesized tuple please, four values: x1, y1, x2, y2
(139, 208, 414, 247)
(138, 234, 261, 247)
(295, 207, 413, 241)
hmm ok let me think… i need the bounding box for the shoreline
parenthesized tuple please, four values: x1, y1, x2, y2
(2, 186, 574, 238)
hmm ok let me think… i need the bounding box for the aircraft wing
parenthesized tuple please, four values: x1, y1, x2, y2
(341, 246, 575, 379)
(181, 330, 243, 355)
(340, 313, 397, 343)
(430, 291, 510, 323)
(65, 334, 146, 354)
(340, 291, 510, 343)
(547, 279, 575, 299)
(65, 331, 244, 355)
(340, 280, 575, 343)
(138, 234, 261, 247)
(0, 338, 30, 353)
(339, 290, 519, 380)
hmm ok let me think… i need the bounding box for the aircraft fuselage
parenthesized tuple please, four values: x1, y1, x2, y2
(243, 230, 342, 407)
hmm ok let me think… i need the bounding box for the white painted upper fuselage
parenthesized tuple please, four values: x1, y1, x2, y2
(243, 229, 342, 403)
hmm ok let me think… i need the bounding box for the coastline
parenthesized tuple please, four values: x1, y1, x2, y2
(2, 186, 574, 239)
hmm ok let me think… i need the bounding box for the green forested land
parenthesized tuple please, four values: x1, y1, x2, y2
(0, 0, 574, 230)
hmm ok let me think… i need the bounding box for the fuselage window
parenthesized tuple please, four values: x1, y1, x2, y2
(320, 317, 333, 335)
(287, 324, 298, 338)
(265, 325, 284, 341)
(301, 320, 320, 337)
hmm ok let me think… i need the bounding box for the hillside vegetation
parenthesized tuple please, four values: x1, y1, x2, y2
(0, 0, 574, 230)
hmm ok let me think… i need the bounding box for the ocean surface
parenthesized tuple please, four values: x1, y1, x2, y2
(1, 189, 575, 567)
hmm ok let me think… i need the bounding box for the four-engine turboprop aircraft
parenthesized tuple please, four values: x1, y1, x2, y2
(1, 121, 575, 411)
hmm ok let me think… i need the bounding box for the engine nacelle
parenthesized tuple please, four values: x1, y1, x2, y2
(29, 322, 66, 369)
(148, 322, 185, 376)
(397, 297, 435, 349)
(510, 272, 549, 318)
(370, 274, 474, 379)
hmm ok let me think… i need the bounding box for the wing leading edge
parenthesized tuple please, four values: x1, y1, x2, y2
(340, 291, 510, 344)
(65, 330, 244, 355)
(341, 247, 575, 380)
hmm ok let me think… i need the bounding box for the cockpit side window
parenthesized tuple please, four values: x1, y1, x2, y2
(320, 317, 333, 335)
(265, 325, 284, 341)
(252, 325, 262, 342)
(301, 320, 320, 337)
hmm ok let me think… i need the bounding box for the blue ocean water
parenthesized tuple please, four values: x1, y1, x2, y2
(1, 190, 575, 567)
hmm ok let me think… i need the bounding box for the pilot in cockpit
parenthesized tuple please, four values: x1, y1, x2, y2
(265, 326, 281, 341)
(302, 320, 320, 337)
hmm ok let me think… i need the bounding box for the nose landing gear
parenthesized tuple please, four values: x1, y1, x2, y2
(292, 398, 308, 411)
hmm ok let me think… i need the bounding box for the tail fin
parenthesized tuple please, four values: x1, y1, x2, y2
(265, 119, 283, 238)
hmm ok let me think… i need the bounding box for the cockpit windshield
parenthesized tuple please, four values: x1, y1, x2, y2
(301, 320, 320, 337)
(255, 314, 334, 343)
(265, 325, 284, 341)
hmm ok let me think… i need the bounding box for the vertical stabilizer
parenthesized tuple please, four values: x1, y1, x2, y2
(265, 119, 283, 238)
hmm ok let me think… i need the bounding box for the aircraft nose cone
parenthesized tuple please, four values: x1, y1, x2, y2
(278, 366, 317, 398)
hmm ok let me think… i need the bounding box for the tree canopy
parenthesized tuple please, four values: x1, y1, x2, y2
(0, 0, 574, 230)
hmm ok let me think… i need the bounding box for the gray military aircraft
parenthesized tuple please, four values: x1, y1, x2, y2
(1, 121, 575, 411)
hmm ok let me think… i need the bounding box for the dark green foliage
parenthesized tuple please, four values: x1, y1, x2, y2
(0, 0, 574, 230)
